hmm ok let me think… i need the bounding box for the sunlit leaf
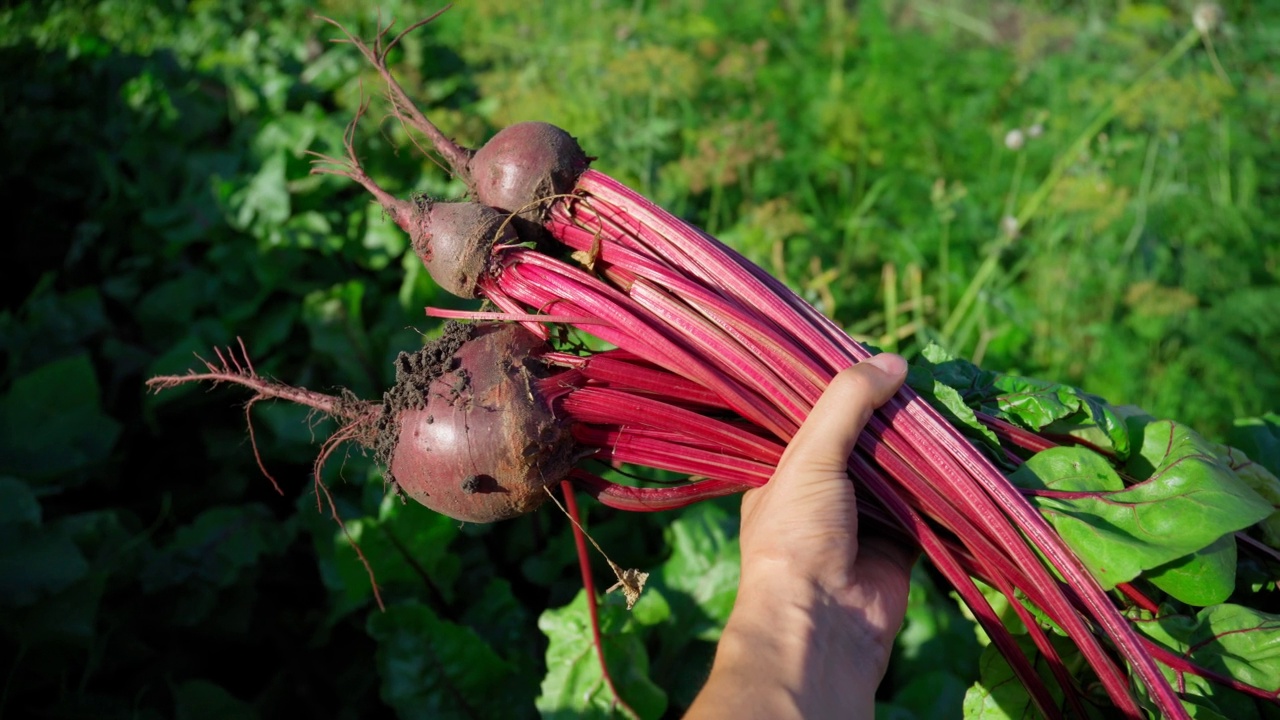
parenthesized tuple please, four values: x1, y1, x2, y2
(1010, 444, 1268, 592)
(537, 590, 667, 719)
(332, 494, 462, 608)
(1136, 604, 1280, 719)
(1145, 534, 1237, 606)
(653, 503, 740, 642)
(961, 635, 1078, 720)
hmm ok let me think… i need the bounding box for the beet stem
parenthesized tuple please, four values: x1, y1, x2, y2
(556, 481, 641, 717)
(315, 9, 476, 187)
(308, 96, 415, 231)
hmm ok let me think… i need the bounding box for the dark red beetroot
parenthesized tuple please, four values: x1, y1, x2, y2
(147, 323, 575, 523)
(374, 323, 575, 521)
(468, 121, 591, 222)
(309, 110, 518, 298)
(409, 201, 514, 299)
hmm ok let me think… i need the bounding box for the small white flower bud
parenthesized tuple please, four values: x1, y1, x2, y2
(1194, 3, 1222, 34)
(1000, 215, 1020, 240)
(1027, 123, 1044, 138)
(1004, 129, 1026, 151)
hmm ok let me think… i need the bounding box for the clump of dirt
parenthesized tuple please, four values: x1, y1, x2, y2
(374, 321, 477, 472)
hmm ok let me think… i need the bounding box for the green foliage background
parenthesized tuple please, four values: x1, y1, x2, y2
(2, 0, 1277, 717)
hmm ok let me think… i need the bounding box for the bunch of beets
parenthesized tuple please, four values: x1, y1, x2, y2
(151, 14, 1280, 719)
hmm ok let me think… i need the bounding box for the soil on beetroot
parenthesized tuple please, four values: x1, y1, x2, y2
(374, 321, 476, 473)
(373, 322, 579, 523)
(410, 201, 517, 298)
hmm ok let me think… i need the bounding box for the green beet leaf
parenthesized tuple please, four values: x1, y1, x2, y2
(653, 502, 741, 642)
(909, 345, 1001, 449)
(961, 634, 1096, 720)
(461, 577, 539, 675)
(0, 476, 41, 527)
(1228, 413, 1280, 478)
(886, 669, 970, 720)
(1146, 534, 1238, 606)
(911, 344, 1129, 456)
(644, 502, 740, 708)
(368, 602, 535, 720)
(140, 504, 293, 593)
(0, 353, 123, 486)
(1126, 420, 1274, 565)
(537, 590, 667, 720)
(894, 566, 983, 687)
(1009, 443, 1269, 590)
(172, 679, 259, 720)
(988, 374, 1131, 459)
(0, 519, 88, 607)
(331, 493, 462, 609)
(1135, 604, 1280, 720)
(1216, 420, 1280, 548)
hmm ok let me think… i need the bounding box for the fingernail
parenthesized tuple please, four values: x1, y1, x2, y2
(865, 353, 907, 377)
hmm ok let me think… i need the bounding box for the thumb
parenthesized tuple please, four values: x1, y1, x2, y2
(777, 354, 908, 477)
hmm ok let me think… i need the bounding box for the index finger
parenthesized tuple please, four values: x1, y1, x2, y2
(775, 353, 908, 479)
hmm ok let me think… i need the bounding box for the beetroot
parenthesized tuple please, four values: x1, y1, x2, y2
(309, 110, 518, 298)
(374, 323, 574, 521)
(147, 323, 575, 523)
(411, 201, 514, 299)
(468, 121, 591, 222)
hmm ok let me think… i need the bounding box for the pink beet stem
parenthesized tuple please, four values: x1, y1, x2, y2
(544, 170, 1184, 717)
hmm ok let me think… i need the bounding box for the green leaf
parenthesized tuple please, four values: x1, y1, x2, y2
(907, 353, 1001, 451)
(0, 476, 41, 527)
(1145, 534, 1237, 606)
(537, 590, 667, 719)
(961, 634, 1074, 720)
(912, 345, 1132, 458)
(362, 206, 409, 268)
(1127, 420, 1274, 579)
(172, 679, 259, 720)
(227, 151, 290, 235)
(0, 353, 122, 485)
(1223, 415, 1280, 547)
(302, 281, 374, 394)
(141, 504, 292, 593)
(368, 602, 535, 720)
(988, 375, 1130, 459)
(894, 566, 982, 686)
(1020, 419, 1272, 590)
(1136, 604, 1280, 719)
(0, 508, 132, 642)
(138, 504, 291, 628)
(653, 503, 740, 642)
(460, 577, 539, 674)
(0, 520, 88, 607)
(1228, 413, 1280, 478)
(889, 669, 970, 719)
(332, 493, 462, 608)
(135, 275, 205, 343)
(1009, 445, 1266, 590)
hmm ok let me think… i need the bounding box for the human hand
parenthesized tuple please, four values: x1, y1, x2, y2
(686, 354, 914, 719)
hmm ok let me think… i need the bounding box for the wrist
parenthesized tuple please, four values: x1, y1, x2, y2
(710, 571, 887, 715)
